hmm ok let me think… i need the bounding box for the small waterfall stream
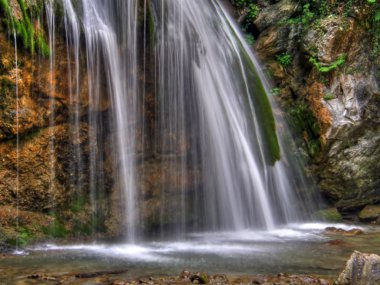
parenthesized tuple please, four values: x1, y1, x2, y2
(12, 21, 20, 252)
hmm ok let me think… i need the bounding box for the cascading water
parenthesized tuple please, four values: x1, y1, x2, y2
(35, 0, 314, 242)
(151, 0, 307, 234)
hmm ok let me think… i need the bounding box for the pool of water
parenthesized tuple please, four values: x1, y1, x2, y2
(1, 223, 380, 284)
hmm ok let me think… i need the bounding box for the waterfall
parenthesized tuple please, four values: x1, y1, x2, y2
(37, 0, 316, 242)
(151, 0, 306, 234)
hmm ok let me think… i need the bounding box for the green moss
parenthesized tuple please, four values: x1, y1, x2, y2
(199, 273, 209, 284)
(0, 0, 49, 56)
(5, 226, 33, 247)
(288, 103, 321, 157)
(223, 15, 281, 165)
(36, 33, 50, 57)
(147, 1, 155, 46)
(0, 0, 10, 16)
(43, 216, 67, 238)
(316, 208, 343, 222)
(239, 49, 280, 164)
(309, 54, 346, 73)
(244, 61, 280, 165)
(270, 88, 280, 96)
(72, 221, 92, 236)
(245, 3, 259, 22)
(323, 94, 336, 101)
(244, 33, 255, 45)
(70, 197, 86, 213)
(276, 53, 292, 67)
(190, 273, 209, 284)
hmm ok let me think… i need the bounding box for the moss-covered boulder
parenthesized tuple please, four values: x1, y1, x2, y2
(316, 208, 343, 222)
(359, 205, 380, 222)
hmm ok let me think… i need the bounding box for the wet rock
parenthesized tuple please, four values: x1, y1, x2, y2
(325, 227, 363, 236)
(0, 125, 84, 211)
(254, 0, 298, 32)
(359, 205, 380, 222)
(319, 126, 380, 211)
(335, 251, 380, 285)
(326, 239, 345, 246)
(300, 14, 379, 212)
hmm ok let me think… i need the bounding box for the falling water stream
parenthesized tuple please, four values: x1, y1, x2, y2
(4, 0, 378, 283)
(11, 0, 315, 247)
(11, 20, 20, 254)
(47, 0, 310, 242)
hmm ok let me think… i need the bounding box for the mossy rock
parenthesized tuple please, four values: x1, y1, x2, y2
(359, 205, 380, 221)
(0, 0, 49, 56)
(190, 273, 209, 284)
(316, 208, 343, 222)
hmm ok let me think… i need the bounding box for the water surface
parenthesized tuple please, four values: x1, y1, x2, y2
(1, 223, 379, 284)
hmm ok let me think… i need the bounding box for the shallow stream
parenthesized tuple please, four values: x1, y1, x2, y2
(1, 223, 380, 284)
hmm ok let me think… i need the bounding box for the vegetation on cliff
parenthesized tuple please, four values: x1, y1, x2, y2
(0, 0, 49, 56)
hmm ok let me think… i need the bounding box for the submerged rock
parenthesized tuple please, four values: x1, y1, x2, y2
(335, 251, 380, 285)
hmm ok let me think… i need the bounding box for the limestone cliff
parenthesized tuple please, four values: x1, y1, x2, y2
(232, 0, 380, 220)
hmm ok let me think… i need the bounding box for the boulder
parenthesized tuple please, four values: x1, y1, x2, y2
(359, 205, 380, 222)
(335, 251, 380, 285)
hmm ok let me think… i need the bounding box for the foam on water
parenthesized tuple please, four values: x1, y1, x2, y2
(290, 223, 365, 231)
(29, 223, 365, 261)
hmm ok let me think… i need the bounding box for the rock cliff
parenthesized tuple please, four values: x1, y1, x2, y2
(231, 0, 380, 220)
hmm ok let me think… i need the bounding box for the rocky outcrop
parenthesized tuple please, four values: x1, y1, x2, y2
(237, 0, 380, 219)
(335, 251, 380, 285)
(302, 15, 380, 212)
